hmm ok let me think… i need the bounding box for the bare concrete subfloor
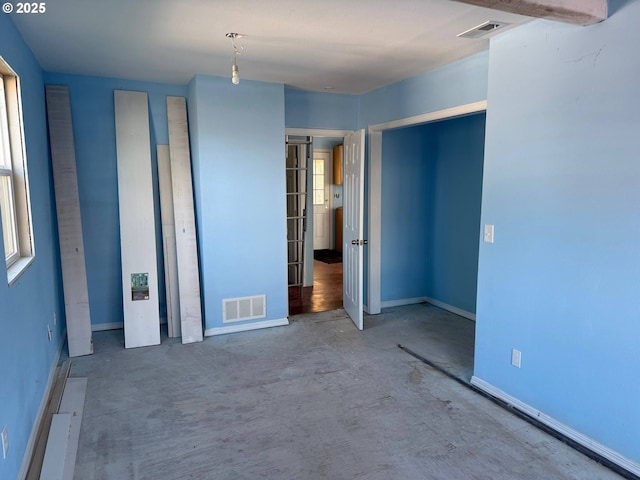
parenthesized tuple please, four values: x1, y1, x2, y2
(70, 304, 623, 479)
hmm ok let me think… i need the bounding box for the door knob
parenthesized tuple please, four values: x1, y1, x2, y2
(351, 239, 358, 245)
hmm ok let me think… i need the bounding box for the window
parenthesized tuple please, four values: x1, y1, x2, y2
(0, 58, 34, 284)
(313, 158, 324, 206)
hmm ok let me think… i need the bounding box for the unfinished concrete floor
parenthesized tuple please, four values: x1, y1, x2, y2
(70, 304, 622, 479)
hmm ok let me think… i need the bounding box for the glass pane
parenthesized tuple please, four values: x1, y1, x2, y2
(1, 175, 18, 261)
(286, 145, 298, 169)
(0, 76, 11, 169)
(314, 158, 324, 174)
(313, 174, 323, 190)
(314, 190, 324, 205)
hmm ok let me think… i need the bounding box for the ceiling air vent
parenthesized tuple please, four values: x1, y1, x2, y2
(457, 21, 509, 39)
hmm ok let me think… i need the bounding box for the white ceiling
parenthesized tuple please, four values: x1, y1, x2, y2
(11, 0, 530, 94)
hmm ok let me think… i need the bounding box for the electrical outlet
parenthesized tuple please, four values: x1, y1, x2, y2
(47, 324, 52, 342)
(484, 224, 495, 243)
(511, 348, 522, 368)
(2, 425, 8, 459)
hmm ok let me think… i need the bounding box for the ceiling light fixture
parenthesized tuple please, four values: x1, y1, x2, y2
(226, 33, 243, 85)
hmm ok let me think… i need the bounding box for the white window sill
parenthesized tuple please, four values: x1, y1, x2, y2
(7, 255, 34, 286)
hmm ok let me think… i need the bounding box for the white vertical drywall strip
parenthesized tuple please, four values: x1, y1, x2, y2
(167, 96, 203, 344)
(157, 145, 181, 338)
(114, 90, 161, 348)
(58, 378, 87, 480)
(45, 85, 93, 358)
(40, 413, 71, 480)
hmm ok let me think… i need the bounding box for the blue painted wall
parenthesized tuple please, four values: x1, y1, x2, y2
(43, 72, 187, 328)
(475, 6, 640, 464)
(358, 51, 489, 128)
(380, 114, 485, 312)
(381, 126, 433, 302)
(188, 75, 288, 330)
(285, 87, 358, 130)
(5, 1, 638, 472)
(0, 15, 65, 480)
(427, 114, 485, 313)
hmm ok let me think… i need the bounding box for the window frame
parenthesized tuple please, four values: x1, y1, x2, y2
(0, 73, 20, 266)
(313, 157, 325, 206)
(0, 57, 35, 285)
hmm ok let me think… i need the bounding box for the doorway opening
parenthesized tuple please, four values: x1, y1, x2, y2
(368, 101, 487, 380)
(287, 135, 345, 315)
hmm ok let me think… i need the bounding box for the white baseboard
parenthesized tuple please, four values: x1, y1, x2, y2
(18, 327, 67, 480)
(379, 297, 476, 321)
(205, 318, 289, 337)
(380, 297, 426, 309)
(91, 317, 166, 332)
(470, 376, 640, 477)
(91, 322, 123, 331)
(424, 297, 476, 321)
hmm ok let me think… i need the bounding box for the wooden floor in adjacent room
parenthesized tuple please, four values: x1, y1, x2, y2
(288, 259, 342, 315)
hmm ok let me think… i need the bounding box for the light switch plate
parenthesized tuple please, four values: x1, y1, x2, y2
(511, 348, 522, 368)
(484, 224, 494, 243)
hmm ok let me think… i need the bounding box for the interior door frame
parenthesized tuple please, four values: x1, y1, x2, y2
(367, 101, 487, 315)
(286, 129, 352, 289)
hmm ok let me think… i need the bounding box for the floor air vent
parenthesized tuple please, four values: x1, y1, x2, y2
(223, 295, 266, 323)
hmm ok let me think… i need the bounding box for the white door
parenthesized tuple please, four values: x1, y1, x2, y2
(343, 129, 365, 330)
(313, 151, 332, 250)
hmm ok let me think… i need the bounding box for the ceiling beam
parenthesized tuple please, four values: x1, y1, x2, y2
(452, 0, 608, 25)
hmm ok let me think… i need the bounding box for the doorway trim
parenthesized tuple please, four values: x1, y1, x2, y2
(367, 100, 487, 315)
(285, 127, 352, 293)
(286, 128, 353, 137)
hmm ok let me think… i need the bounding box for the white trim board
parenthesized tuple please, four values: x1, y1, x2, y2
(114, 90, 160, 349)
(424, 297, 476, 321)
(18, 329, 66, 480)
(205, 318, 289, 337)
(157, 145, 180, 338)
(45, 85, 93, 358)
(91, 317, 167, 332)
(167, 96, 204, 344)
(40, 413, 70, 480)
(91, 322, 123, 332)
(58, 378, 87, 480)
(471, 376, 640, 477)
(380, 297, 426, 309)
(367, 130, 382, 315)
(286, 128, 352, 137)
(379, 297, 476, 321)
(367, 101, 488, 316)
(91, 317, 168, 332)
